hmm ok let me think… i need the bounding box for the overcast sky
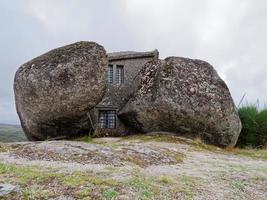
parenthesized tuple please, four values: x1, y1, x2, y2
(0, 0, 267, 124)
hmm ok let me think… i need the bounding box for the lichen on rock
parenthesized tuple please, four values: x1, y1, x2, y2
(14, 41, 108, 140)
(119, 57, 241, 147)
(14, 42, 241, 147)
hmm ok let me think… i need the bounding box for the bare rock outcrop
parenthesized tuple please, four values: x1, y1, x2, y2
(14, 41, 107, 140)
(14, 41, 241, 147)
(119, 57, 241, 147)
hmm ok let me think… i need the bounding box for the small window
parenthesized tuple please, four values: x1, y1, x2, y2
(107, 65, 113, 84)
(116, 65, 124, 85)
(98, 110, 116, 129)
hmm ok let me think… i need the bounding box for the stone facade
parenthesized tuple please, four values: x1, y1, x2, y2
(89, 50, 159, 136)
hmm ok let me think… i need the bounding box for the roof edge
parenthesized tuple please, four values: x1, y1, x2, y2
(108, 49, 159, 61)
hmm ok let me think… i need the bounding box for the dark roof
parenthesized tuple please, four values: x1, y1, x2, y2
(108, 49, 159, 61)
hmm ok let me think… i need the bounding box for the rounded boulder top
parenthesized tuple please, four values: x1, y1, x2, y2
(14, 41, 108, 140)
(119, 57, 241, 147)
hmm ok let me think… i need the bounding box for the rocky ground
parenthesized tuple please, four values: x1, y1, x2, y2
(0, 134, 267, 200)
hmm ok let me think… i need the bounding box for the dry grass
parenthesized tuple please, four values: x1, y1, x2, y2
(226, 146, 267, 160)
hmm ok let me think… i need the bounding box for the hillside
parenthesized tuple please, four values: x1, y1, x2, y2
(0, 123, 27, 143)
(0, 134, 267, 199)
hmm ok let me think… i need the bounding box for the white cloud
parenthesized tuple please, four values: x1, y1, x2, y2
(0, 0, 267, 123)
(23, 0, 93, 40)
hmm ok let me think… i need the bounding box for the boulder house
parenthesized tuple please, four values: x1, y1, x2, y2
(88, 50, 159, 136)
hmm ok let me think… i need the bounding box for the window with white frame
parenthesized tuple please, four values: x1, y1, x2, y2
(115, 65, 124, 85)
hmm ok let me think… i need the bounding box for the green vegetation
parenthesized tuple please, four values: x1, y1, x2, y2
(176, 175, 200, 199)
(0, 162, 201, 199)
(237, 105, 267, 148)
(124, 134, 221, 152)
(0, 162, 120, 199)
(0, 134, 266, 199)
(128, 177, 158, 198)
(0, 123, 27, 142)
(231, 148, 267, 160)
(73, 135, 92, 143)
(0, 163, 60, 199)
(103, 188, 118, 199)
(231, 180, 246, 191)
(158, 175, 174, 184)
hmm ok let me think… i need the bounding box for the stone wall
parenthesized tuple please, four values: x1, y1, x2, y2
(91, 51, 158, 136)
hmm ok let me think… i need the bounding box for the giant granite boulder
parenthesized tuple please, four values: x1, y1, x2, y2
(14, 41, 108, 140)
(119, 57, 241, 147)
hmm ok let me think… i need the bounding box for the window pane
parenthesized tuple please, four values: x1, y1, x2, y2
(98, 110, 116, 129)
(98, 111, 107, 128)
(107, 110, 116, 128)
(116, 65, 124, 85)
(107, 65, 113, 83)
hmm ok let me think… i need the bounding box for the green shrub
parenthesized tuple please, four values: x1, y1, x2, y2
(237, 105, 267, 148)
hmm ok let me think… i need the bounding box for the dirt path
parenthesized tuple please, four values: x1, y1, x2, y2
(0, 135, 267, 199)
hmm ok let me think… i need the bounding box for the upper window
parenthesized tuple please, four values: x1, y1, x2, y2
(98, 110, 116, 129)
(116, 65, 124, 85)
(107, 65, 113, 84)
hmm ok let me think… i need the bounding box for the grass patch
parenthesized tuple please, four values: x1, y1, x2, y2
(103, 188, 119, 199)
(23, 185, 53, 200)
(0, 143, 6, 152)
(123, 134, 188, 144)
(60, 172, 89, 186)
(0, 163, 63, 199)
(237, 149, 267, 159)
(231, 180, 246, 191)
(90, 177, 119, 187)
(124, 134, 266, 159)
(126, 175, 201, 199)
(72, 136, 121, 150)
(226, 147, 267, 160)
(192, 138, 222, 152)
(175, 175, 202, 199)
(0, 143, 24, 155)
(0, 143, 17, 153)
(124, 134, 221, 152)
(125, 155, 146, 167)
(128, 178, 151, 190)
(128, 177, 160, 199)
(252, 176, 265, 181)
(0, 163, 62, 185)
(60, 171, 120, 188)
(158, 176, 174, 184)
(73, 135, 92, 143)
(0, 163, 121, 199)
(124, 148, 184, 167)
(76, 187, 92, 198)
(0, 162, 18, 174)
